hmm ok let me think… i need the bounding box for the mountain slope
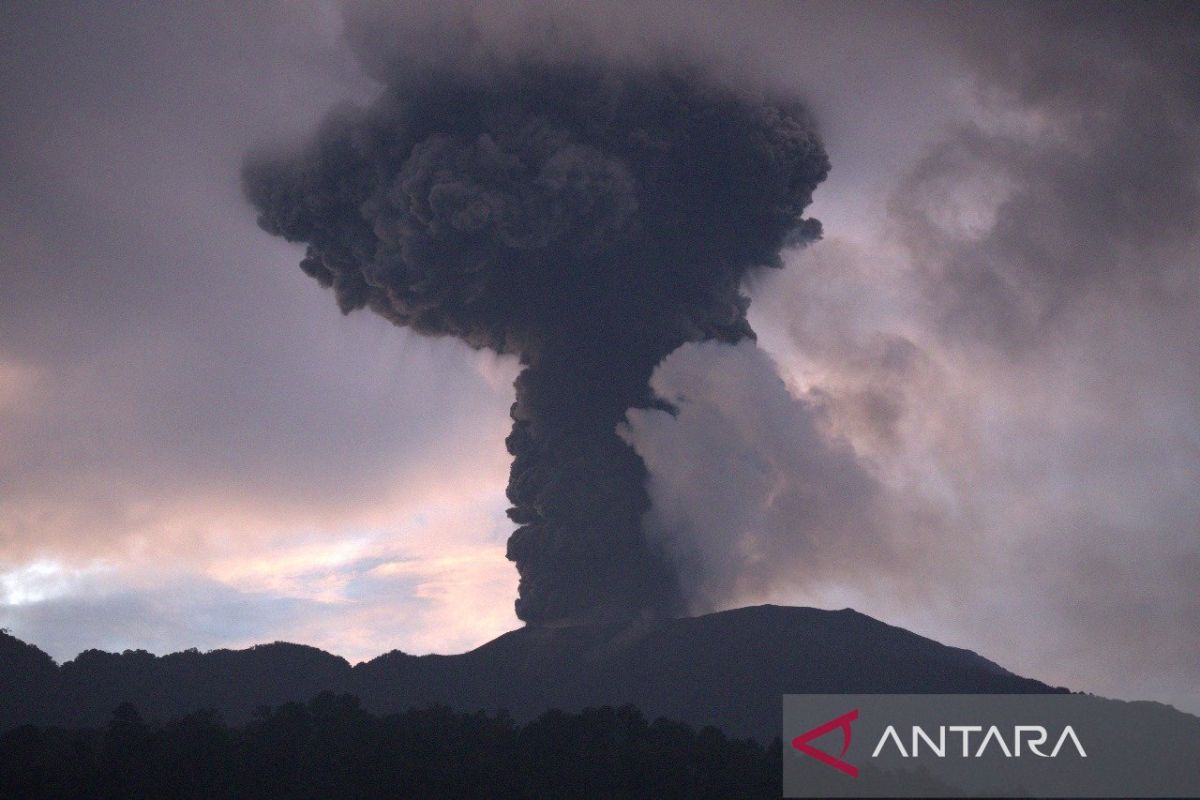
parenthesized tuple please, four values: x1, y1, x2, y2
(352, 605, 1060, 738)
(0, 606, 1063, 740)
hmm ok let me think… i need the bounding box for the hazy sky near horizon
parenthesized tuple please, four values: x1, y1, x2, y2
(1, 1, 1197, 714)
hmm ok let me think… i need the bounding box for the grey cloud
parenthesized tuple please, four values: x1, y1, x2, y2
(896, 2, 1200, 349)
(620, 341, 915, 612)
(710, 4, 1200, 715)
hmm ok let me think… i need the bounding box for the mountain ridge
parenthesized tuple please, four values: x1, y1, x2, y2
(1, 604, 1067, 740)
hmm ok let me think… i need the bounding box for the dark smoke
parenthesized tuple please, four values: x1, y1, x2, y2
(242, 62, 828, 624)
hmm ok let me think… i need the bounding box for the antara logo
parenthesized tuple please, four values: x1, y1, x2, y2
(791, 709, 860, 777)
(791, 710, 1087, 777)
(871, 724, 1087, 758)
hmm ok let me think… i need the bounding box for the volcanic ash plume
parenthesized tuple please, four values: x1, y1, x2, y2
(242, 62, 829, 625)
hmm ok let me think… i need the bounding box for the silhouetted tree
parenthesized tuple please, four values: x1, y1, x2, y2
(0, 695, 781, 799)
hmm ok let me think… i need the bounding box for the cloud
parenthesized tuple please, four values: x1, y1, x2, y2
(895, 3, 1200, 350)
(0, 470, 520, 663)
(722, 2, 1200, 711)
(620, 340, 943, 612)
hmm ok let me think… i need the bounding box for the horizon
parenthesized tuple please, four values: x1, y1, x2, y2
(0, 603, 943, 667)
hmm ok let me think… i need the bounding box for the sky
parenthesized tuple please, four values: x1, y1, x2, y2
(1, 1, 1197, 714)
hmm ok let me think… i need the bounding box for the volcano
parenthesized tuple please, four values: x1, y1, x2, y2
(0, 605, 1062, 741)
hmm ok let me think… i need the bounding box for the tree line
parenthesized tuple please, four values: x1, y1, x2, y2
(0, 693, 781, 799)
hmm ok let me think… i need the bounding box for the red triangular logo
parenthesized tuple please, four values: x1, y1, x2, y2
(790, 708, 859, 777)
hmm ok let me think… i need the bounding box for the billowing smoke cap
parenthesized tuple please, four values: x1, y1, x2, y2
(244, 63, 829, 357)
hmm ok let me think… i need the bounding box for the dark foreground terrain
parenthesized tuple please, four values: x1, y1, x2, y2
(6, 605, 1199, 798)
(0, 605, 1062, 742)
(0, 697, 781, 799)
